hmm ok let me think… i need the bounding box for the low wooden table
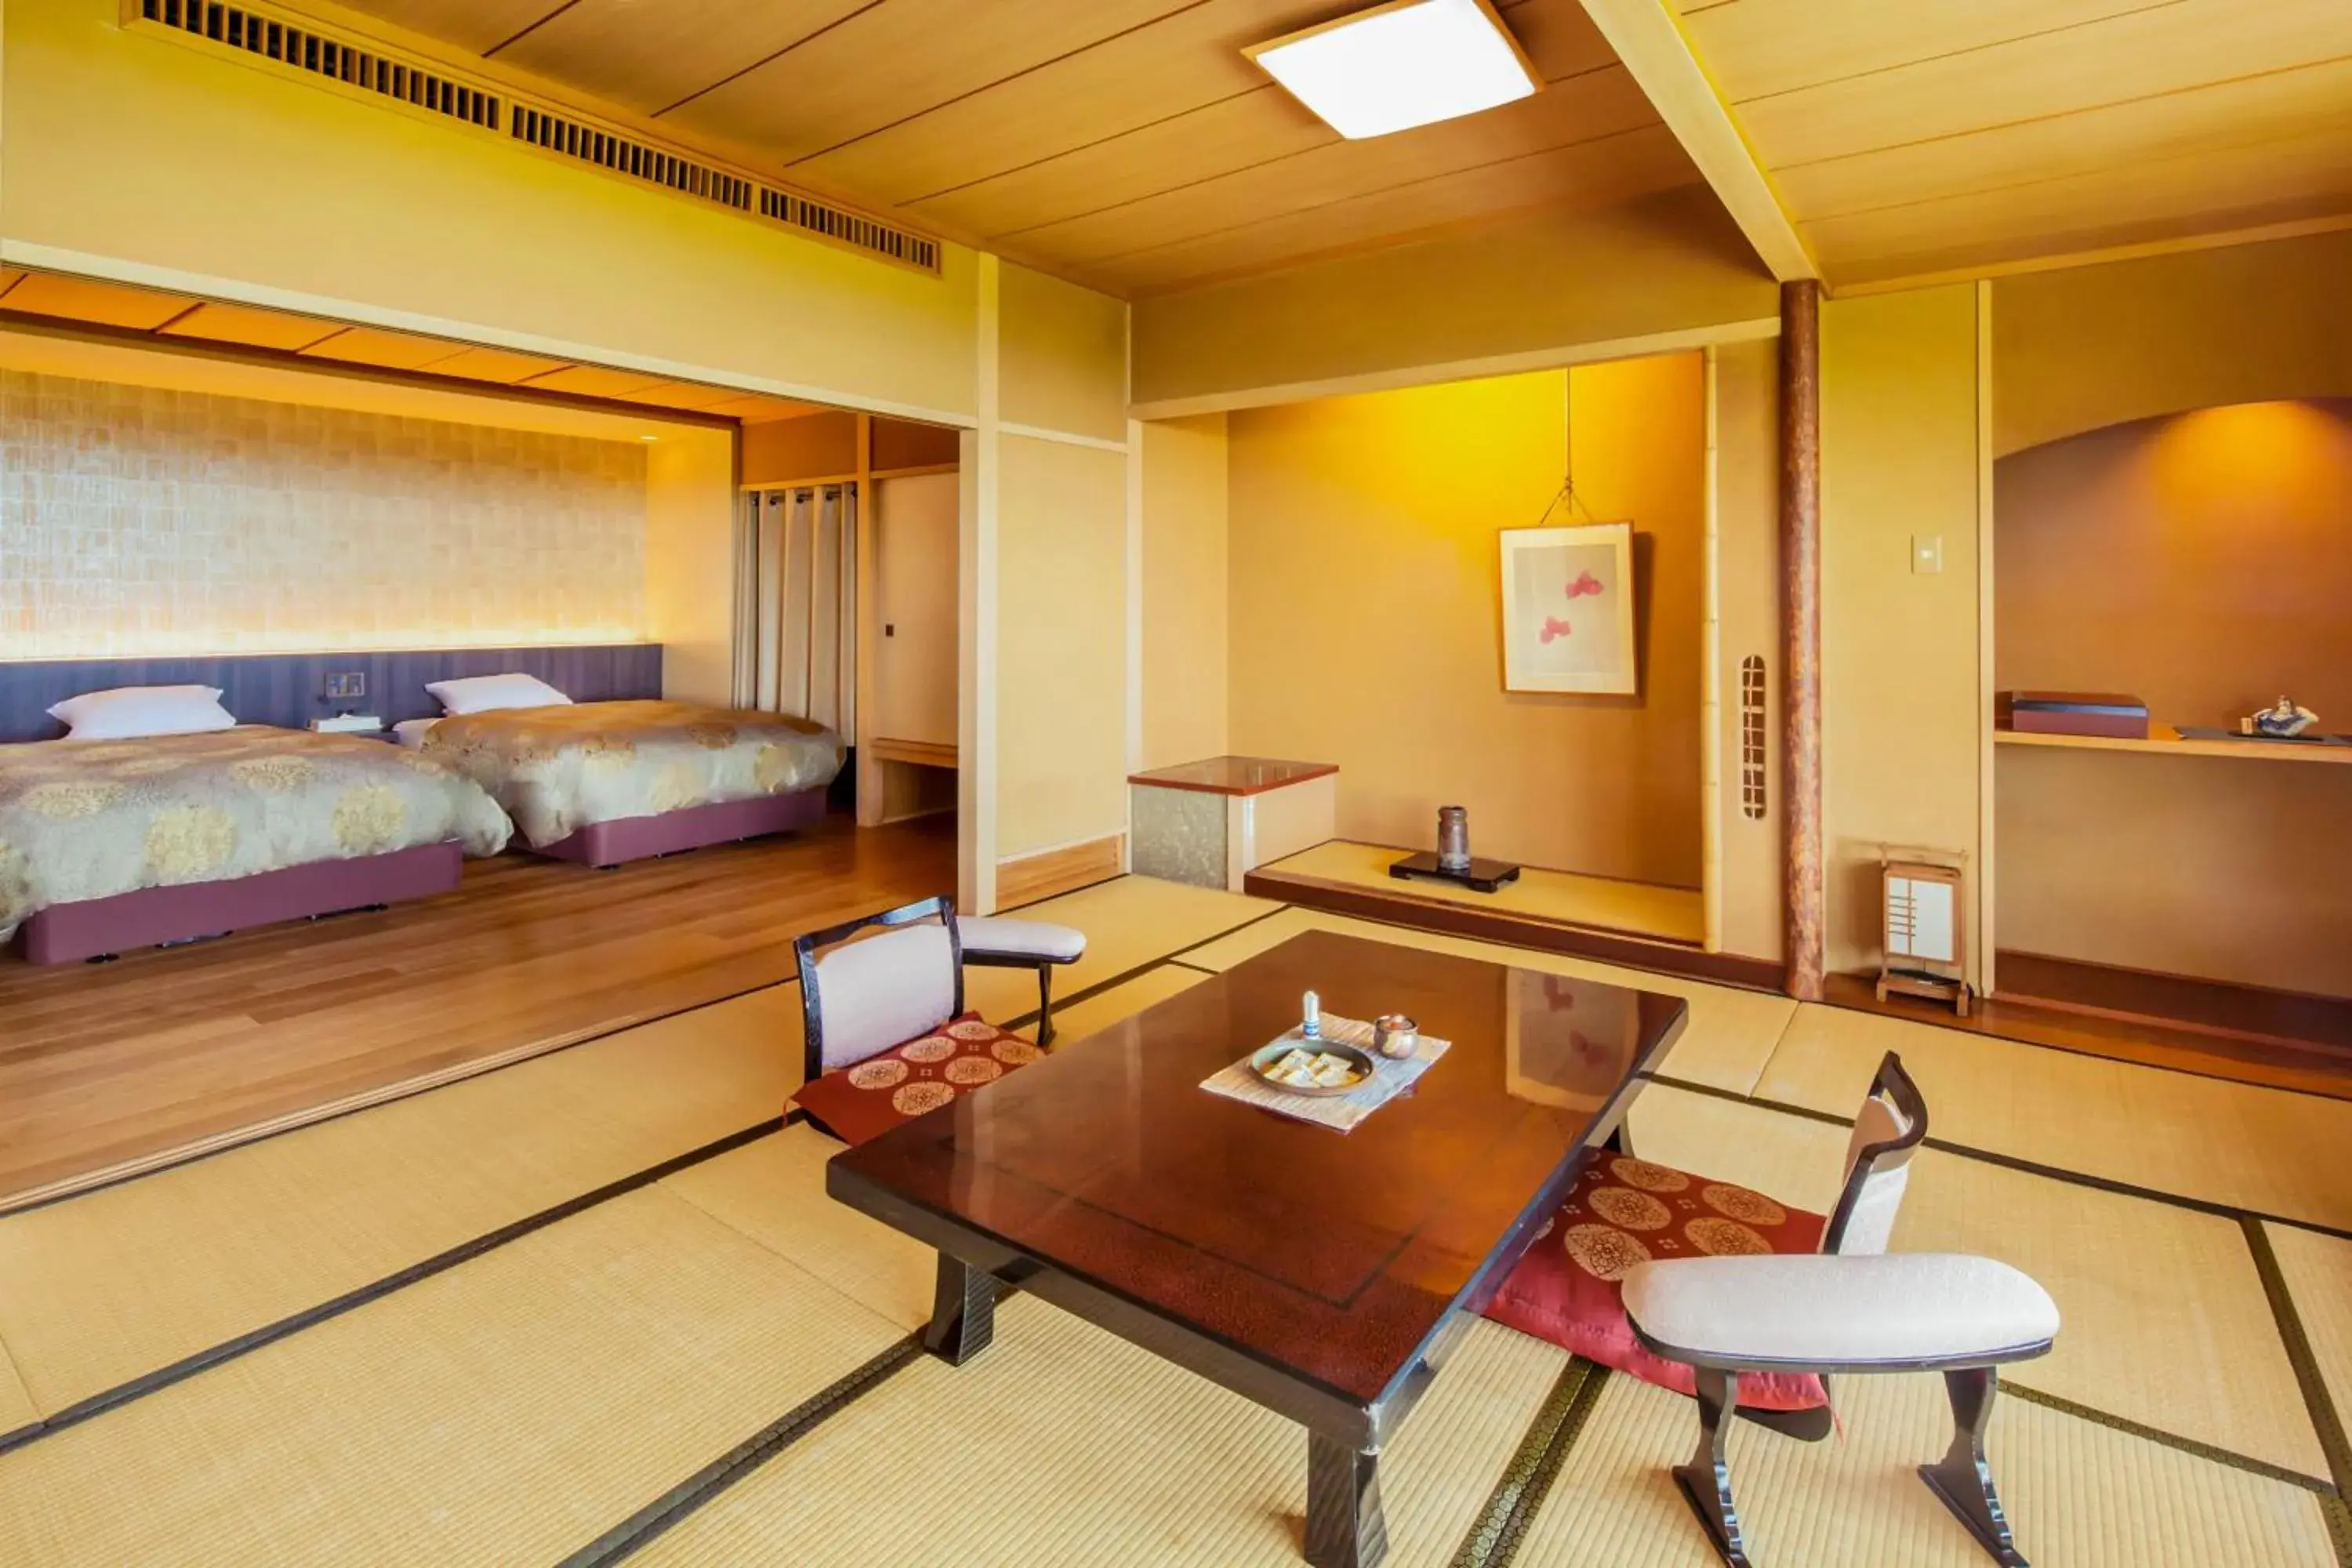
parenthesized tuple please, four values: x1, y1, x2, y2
(829, 930, 1687, 1568)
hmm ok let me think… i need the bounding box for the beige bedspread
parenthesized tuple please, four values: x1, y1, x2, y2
(419, 700, 844, 849)
(0, 727, 512, 942)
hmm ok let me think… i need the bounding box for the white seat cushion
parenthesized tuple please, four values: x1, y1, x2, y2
(957, 916, 1086, 964)
(1621, 1254, 2060, 1368)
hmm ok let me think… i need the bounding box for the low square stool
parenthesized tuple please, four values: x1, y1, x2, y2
(956, 915, 1086, 1044)
(1623, 1251, 2061, 1568)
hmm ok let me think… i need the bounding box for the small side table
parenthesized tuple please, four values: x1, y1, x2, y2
(1127, 757, 1338, 891)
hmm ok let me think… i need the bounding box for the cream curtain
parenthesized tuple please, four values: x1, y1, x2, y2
(736, 483, 857, 731)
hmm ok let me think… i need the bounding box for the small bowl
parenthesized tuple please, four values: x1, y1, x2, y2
(1247, 1037, 1379, 1098)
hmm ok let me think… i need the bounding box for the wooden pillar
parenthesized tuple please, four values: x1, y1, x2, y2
(853, 414, 884, 827)
(1780, 279, 1824, 1001)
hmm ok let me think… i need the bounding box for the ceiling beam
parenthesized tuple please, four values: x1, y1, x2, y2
(1574, 0, 1816, 281)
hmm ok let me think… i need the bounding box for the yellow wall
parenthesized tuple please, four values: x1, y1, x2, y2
(1818, 284, 1985, 980)
(1226, 357, 1707, 887)
(2, 0, 979, 420)
(1138, 414, 1229, 771)
(993, 434, 1130, 860)
(999, 263, 1129, 446)
(1131, 187, 1777, 417)
(1709, 338, 1784, 962)
(1991, 227, 2352, 458)
(644, 427, 738, 706)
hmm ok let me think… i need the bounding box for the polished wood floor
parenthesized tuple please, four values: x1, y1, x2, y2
(0, 815, 956, 1210)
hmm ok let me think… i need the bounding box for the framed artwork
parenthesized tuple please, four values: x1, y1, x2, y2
(1498, 521, 1636, 695)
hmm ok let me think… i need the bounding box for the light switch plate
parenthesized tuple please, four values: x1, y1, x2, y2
(325, 670, 367, 700)
(1911, 535, 1944, 575)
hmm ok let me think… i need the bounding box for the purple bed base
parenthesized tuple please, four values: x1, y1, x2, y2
(529, 787, 829, 868)
(15, 841, 463, 965)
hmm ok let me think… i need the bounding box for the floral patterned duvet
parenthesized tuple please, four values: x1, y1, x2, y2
(418, 700, 844, 849)
(0, 727, 512, 942)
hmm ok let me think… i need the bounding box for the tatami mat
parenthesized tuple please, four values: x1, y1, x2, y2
(635, 1295, 1566, 1567)
(2264, 1221, 2352, 1457)
(0, 1351, 31, 1438)
(1176, 906, 1798, 1095)
(659, 1126, 934, 1333)
(0, 985, 802, 1418)
(1625, 1081, 2328, 1478)
(1036, 963, 1210, 1045)
(1755, 1003, 2352, 1229)
(964, 875, 1279, 1025)
(0, 1188, 904, 1566)
(1512, 1367, 2336, 1567)
(1261, 840, 1707, 946)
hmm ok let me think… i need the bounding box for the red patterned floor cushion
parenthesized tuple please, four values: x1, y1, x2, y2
(793, 1011, 1043, 1146)
(1482, 1152, 1830, 1410)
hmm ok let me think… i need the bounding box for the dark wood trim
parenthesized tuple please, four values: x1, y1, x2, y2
(1243, 864, 1785, 993)
(1823, 970, 2352, 1102)
(1994, 951, 2352, 1059)
(1780, 278, 1824, 1003)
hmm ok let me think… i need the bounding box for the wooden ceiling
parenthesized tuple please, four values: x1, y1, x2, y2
(0, 270, 826, 423)
(1676, 0, 2352, 286)
(321, 0, 1703, 296)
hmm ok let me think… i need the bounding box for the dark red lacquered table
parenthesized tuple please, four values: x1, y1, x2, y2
(829, 929, 1687, 1568)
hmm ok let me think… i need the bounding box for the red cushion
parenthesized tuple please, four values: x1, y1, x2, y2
(793, 1012, 1043, 1147)
(1482, 1152, 1830, 1410)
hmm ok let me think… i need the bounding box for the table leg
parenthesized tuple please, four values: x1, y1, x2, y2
(1305, 1430, 1387, 1568)
(924, 1252, 996, 1366)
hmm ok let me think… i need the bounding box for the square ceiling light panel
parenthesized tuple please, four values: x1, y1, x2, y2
(1247, 0, 1539, 140)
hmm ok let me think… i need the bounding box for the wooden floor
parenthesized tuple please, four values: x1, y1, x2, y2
(0, 815, 956, 1210)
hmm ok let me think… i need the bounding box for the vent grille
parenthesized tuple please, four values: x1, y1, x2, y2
(128, 1, 940, 274)
(1739, 655, 1767, 821)
(139, 0, 499, 128)
(511, 107, 754, 212)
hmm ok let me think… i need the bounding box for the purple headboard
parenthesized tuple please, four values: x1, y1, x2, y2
(0, 643, 663, 742)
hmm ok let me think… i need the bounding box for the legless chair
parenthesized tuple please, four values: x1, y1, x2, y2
(791, 898, 1048, 1148)
(955, 914, 1086, 1045)
(1619, 1052, 2060, 1567)
(1483, 1051, 1932, 1443)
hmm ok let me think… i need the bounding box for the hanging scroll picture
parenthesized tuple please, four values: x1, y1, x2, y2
(1499, 521, 1636, 694)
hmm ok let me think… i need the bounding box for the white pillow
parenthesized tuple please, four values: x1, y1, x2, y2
(391, 717, 441, 748)
(47, 684, 237, 741)
(425, 673, 572, 716)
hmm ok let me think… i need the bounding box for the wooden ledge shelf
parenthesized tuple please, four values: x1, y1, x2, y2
(1994, 724, 2352, 766)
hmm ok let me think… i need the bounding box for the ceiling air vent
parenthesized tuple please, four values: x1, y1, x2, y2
(124, 1, 942, 276)
(511, 107, 754, 212)
(136, 0, 499, 129)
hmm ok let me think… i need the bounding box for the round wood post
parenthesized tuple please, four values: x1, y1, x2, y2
(1780, 279, 1824, 1001)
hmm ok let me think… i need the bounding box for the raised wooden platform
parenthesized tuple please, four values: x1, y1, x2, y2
(1243, 841, 1776, 992)
(1827, 951, 2352, 1102)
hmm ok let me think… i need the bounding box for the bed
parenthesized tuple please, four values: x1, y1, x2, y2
(408, 699, 844, 867)
(0, 725, 512, 964)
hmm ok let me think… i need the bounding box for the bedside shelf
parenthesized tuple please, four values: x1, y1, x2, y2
(1994, 724, 2352, 766)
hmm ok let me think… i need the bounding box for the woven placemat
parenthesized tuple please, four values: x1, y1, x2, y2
(1199, 1013, 1451, 1133)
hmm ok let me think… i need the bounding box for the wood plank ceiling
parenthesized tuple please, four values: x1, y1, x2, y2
(0, 271, 826, 423)
(322, 0, 1704, 296)
(1677, 0, 2352, 285)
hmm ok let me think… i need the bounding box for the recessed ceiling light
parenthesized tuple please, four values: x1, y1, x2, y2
(1246, 0, 1538, 140)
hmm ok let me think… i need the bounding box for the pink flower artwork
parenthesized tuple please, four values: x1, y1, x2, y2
(1565, 569, 1604, 600)
(1539, 615, 1574, 644)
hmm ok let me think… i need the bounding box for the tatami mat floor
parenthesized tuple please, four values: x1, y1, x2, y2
(2, 872, 2346, 1566)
